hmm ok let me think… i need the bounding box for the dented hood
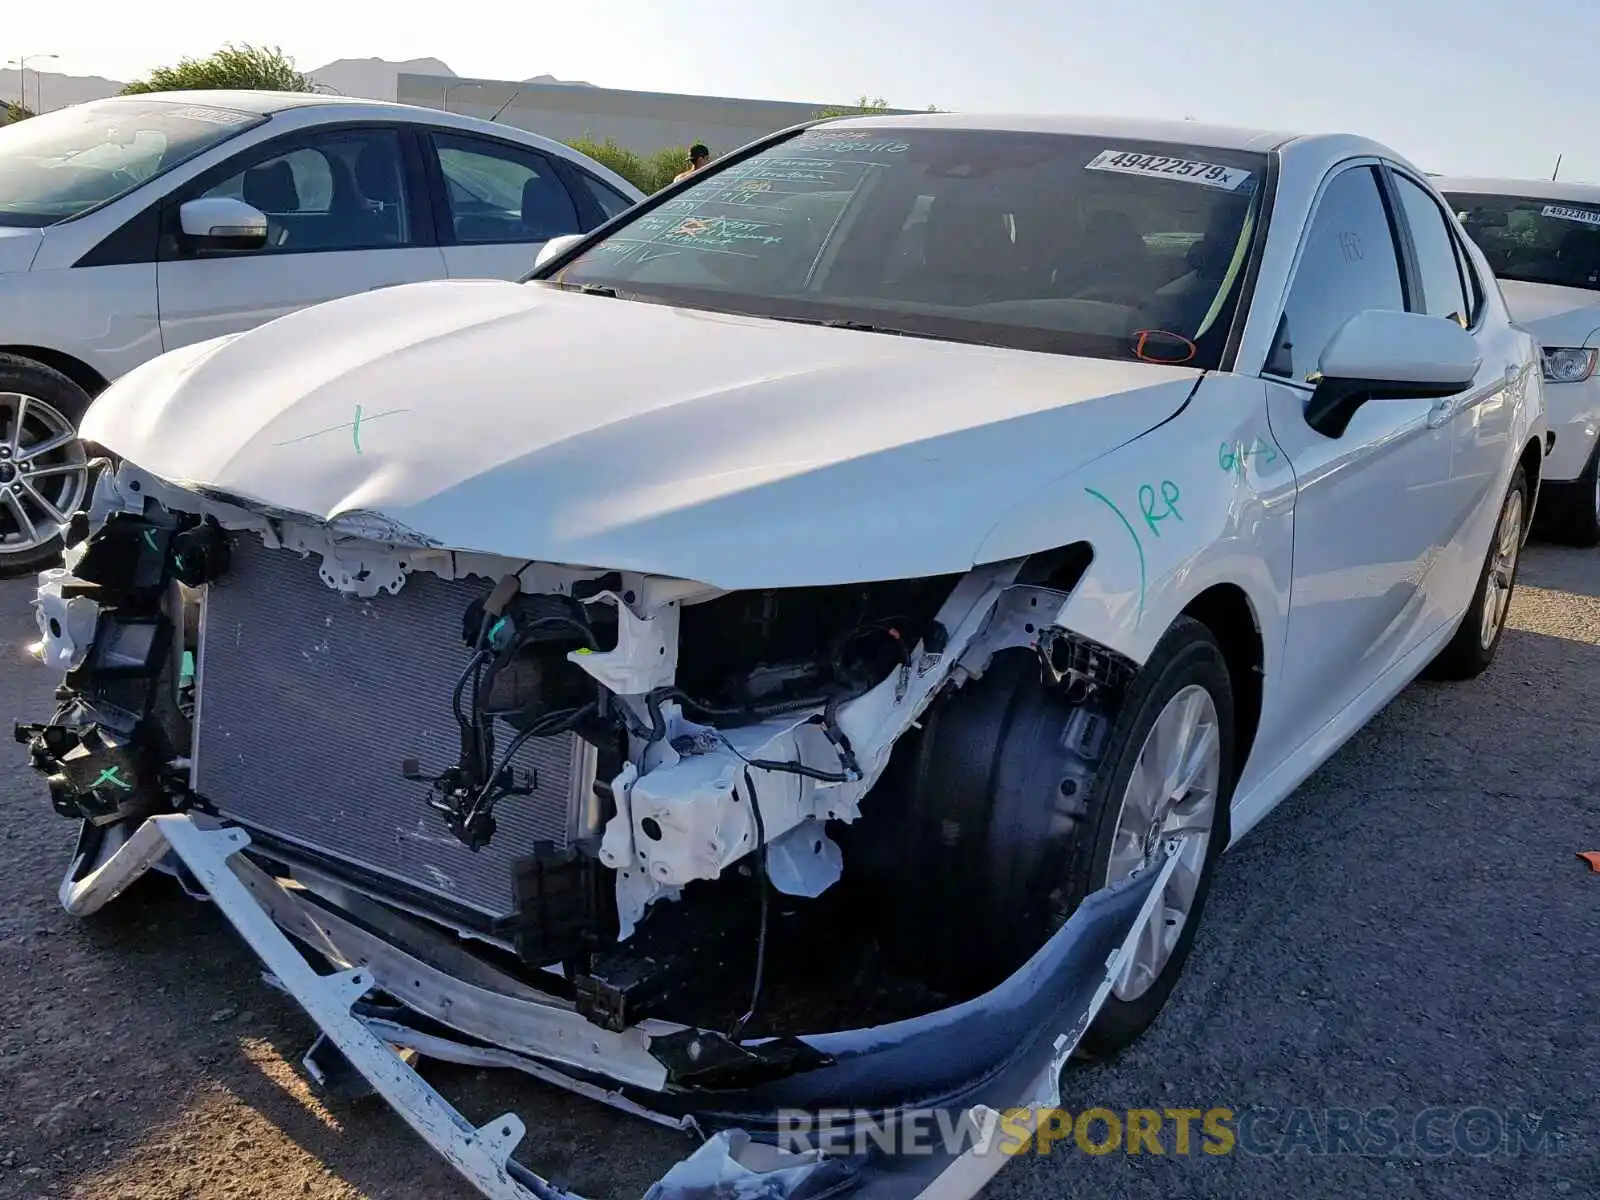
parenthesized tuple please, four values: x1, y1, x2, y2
(82, 279, 1201, 588)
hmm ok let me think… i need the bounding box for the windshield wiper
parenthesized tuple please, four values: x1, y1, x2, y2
(542, 280, 624, 299)
(768, 315, 945, 341)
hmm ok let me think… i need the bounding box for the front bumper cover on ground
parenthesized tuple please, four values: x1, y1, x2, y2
(59, 814, 1170, 1200)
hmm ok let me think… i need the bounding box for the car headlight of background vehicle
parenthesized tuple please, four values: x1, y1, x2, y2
(1540, 347, 1599, 384)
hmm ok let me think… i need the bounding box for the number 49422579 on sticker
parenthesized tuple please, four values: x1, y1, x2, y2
(1086, 149, 1253, 191)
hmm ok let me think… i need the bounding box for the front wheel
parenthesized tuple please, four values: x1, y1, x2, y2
(0, 354, 95, 579)
(1426, 465, 1528, 681)
(1072, 616, 1236, 1058)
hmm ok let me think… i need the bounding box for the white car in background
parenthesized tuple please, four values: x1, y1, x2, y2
(0, 90, 644, 575)
(1440, 178, 1600, 544)
(21, 115, 1547, 1200)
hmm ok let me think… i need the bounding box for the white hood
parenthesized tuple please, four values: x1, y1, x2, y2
(0, 226, 43, 275)
(1499, 278, 1600, 348)
(82, 280, 1201, 588)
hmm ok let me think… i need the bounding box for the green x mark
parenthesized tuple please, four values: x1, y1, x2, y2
(92, 766, 133, 791)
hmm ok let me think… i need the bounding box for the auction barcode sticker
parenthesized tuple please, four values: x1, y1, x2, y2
(1542, 204, 1600, 227)
(1085, 149, 1253, 191)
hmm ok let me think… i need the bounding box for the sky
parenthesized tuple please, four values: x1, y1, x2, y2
(7, 0, 1598, 183)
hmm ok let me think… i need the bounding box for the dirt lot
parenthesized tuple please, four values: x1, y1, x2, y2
(1, 547, 1596, 1200)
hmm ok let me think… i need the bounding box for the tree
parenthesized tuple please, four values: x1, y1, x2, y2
(121, 43, 315, 95)
(814, 95, 941, 119)
(2, 101, 35, 125)
(566, 135, 699, 195)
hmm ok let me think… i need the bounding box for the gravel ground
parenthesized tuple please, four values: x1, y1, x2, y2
(1, 545, 1596, 1200)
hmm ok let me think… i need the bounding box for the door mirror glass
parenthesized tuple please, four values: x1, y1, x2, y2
(533, 232, 585, 272)
(178, 196, 268, 253)
(1305, 309, 1480, 438)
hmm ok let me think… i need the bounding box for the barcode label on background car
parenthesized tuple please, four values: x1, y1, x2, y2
(1085, 149, 1253, 191)
(1542, 204, 1600, 227)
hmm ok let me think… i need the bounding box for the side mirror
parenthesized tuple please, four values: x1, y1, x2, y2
(533, 232, 585, 273)
(1304, 309, 1480, 438)
(178, 197, 268, 254)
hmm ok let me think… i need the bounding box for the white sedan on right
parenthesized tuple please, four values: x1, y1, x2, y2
(1441, 178, 1600, 544)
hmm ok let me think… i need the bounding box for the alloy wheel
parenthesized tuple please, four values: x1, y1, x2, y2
(1102, 683, 1222, 1002)
(0, 392, 90, 558)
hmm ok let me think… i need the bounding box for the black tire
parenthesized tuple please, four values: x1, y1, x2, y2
(876, 617, 1235, 1055)
(1070, 616, 1235, 1058)
(0, 353, 95, 579)
(1552, 444, 1600, 548)
(1426, 465, 1529, 681)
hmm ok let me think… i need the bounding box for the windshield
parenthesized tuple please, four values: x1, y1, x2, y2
(0, 99, 264, 227)
(1446, 191, 1600, 293)
(545, 127, 1268, 368)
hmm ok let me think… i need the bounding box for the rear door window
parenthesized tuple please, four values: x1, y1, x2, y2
(1392, 173, 1470, 325)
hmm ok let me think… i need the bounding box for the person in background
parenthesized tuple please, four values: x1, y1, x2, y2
(674, 143, 711, 183)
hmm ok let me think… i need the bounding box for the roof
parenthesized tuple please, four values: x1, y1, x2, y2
(822, 112, 1301, 153)
(93, 89, 411, 117)
(80, 88, 644, 201)
(1433, 176, 1600, 205)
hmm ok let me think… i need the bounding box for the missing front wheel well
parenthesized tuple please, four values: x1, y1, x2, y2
(857, 644, 1123, 997)
(1015, 541, 1095, 593)
(1182, 584, 1263, 779)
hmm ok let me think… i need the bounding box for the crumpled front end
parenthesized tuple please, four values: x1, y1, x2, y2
(17, 460, 1167, 1199)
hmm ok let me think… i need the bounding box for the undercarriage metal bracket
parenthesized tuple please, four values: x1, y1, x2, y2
(58, 815, 569, 1200)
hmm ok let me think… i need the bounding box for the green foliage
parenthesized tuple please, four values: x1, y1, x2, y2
(814, 95, 942, 119)
(566, 135, 698, 195)
(2, 101, 35, 124)
(815, 95, 892, 119)
(120, 43, 315, 95)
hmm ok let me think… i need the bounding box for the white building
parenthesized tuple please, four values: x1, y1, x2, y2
(395, 73, 918, 157)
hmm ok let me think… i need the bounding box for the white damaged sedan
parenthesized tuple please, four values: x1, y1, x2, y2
(19, 115, 1545, 1199)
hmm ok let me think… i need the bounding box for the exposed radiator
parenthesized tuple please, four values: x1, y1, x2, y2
(192, 535, 594, 921)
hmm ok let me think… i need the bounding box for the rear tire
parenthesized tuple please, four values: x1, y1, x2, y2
(1427, 465, 1528, 681)
(0, 354, 95, 579)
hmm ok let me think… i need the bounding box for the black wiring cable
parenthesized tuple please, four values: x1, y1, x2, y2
(462, 700, 597, 826)
(465, 607, 598, 784)
(729, 766, 770, 1041)
(450, 649, 490, 757)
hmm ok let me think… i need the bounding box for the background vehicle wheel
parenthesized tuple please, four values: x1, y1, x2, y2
(0, 354, 94, 579)
(1426, 465, 1528, 681)
(1553, 444, 1600, 547)
(1071, 616, 1235, 1058)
